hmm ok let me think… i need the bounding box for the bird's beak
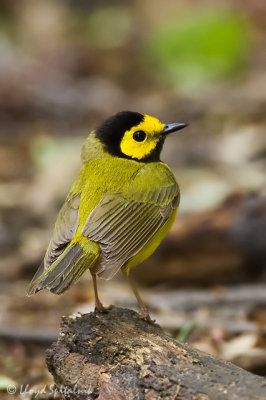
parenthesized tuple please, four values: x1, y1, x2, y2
(162, 122, 188, 135)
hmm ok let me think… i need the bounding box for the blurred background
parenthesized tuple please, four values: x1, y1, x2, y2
(0, 0, 266, 397)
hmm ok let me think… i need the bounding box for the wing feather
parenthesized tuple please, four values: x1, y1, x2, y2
(82, 164, 179, 279)
(44, 194, 80, 269)
(27, 194, 81, 295)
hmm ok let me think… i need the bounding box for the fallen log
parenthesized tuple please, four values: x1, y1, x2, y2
(46, 307, 266, 400)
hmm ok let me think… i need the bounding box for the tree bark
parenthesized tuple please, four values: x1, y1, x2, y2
(46, 307, 266, 400)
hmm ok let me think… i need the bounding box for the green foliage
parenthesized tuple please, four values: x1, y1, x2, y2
(0, 7, 16, 40)
(0, 375, 16, 391)
(30, 136, 82, 168)
(176, 320, 197, 342)
(146, 7, 250, 91)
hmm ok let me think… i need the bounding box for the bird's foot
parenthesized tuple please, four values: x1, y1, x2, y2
(138, 307, 156, 324)
(94, 300, 112, 313)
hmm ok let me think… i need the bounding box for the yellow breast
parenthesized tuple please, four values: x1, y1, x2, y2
(123, 208, 177, 274)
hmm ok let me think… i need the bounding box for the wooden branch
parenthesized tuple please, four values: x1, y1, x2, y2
(0, 327, 57, 345)
(46, 307, 266, 400)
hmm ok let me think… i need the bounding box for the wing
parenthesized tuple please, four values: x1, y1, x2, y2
(82, 163, 179, 279)
(44, 193, 81, 270)
(27, 193, 81, 295)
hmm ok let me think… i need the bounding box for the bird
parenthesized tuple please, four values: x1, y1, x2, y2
(27, 111, 187, 321)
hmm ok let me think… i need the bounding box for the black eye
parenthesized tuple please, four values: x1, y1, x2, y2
(133, 130, 146, 142)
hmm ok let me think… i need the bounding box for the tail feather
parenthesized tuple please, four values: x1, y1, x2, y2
(27, 242, 98, 295)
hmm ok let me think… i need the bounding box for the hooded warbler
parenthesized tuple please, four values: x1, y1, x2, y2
(27, 111, 187, 321)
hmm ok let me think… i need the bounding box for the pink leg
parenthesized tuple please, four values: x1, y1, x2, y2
(126, 273, 155, 323)
(91, 273, 105, 312)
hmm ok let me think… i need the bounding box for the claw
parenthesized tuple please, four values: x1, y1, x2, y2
(94, 299, 106, 313)
(94, 304, 114, 314)
(138, 307, 156, 324)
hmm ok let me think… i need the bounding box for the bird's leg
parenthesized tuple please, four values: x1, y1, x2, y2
(126, 272, 155, 323)
(91, 273, 105, 312)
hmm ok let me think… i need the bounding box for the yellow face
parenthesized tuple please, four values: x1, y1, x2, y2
(120, 114, 164, 160)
